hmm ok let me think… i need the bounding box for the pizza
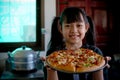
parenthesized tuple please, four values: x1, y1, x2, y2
(46, 48, 105, 73)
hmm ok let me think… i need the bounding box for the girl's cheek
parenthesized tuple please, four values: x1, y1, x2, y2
(80, 29, 86, 33)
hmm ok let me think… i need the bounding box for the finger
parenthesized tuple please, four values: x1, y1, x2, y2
(40, 56, 46, 61)
(106, 56, 111, 61)
(106, 63, 110, 68)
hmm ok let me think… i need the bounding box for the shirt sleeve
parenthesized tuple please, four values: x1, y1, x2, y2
(93, 46, 103, 56)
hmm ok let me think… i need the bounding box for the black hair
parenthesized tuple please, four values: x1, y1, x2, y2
(47, 16, 63, 49)
(59, 7, 88, 25)
(86, 16, 95, 45)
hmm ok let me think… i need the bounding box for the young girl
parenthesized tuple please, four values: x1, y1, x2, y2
(44, 7, 110, 80)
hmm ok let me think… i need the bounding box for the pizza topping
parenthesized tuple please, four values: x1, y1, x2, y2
(87, 56, 96, 63)
(83, 62, 92, 67)
(58, 58, 67, 64)
(46, 48, 105, 73)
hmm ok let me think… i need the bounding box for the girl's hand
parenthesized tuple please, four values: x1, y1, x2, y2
(40, 56, 46, 61)
(105, 56, 111, 68)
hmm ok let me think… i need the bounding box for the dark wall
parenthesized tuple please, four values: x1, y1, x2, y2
(106, 0, 120, 54)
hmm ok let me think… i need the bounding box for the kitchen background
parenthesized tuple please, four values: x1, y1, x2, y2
(0, 0, 120, 80)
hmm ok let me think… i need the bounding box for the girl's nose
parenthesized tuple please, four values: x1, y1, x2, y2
(70, 26, 78, 32)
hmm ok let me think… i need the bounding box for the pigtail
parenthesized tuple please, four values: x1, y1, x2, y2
(47, 16, 63, 51)
(85, 16, 95, 45)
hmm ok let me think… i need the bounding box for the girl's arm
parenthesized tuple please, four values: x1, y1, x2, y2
(47, 68, 58, 80)
(92, 70, 104, 80)
(40, 56, 59, 80)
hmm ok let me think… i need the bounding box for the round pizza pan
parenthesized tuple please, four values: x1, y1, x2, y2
(46, 58, 107, 74)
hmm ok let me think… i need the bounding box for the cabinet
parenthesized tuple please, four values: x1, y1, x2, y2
(56, 0, 114, 55)
(0, 70, 44, 80)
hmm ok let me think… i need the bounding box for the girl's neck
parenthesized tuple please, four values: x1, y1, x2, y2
(65, 42, 82, 50)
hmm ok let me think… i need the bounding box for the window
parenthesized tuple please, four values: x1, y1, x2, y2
(0, 0, 42, 52)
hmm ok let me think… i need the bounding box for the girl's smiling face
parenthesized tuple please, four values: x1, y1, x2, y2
(60, 14, 89, 45)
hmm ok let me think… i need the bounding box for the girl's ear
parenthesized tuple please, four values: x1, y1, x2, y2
(85, 23, 90, 32)
(58, 25, 62, 34)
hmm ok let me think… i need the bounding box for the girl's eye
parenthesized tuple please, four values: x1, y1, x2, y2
(77, 24, 82, 28)
(77, 24, 81, 27)
(65, 24, 70, 27)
